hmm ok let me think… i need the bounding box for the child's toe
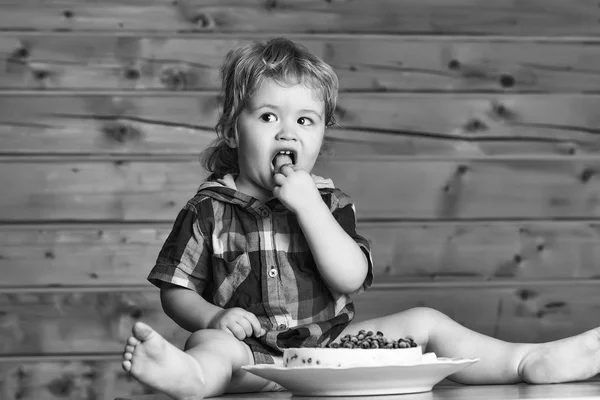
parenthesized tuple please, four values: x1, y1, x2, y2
(127, 336, 140, 346)
(132, 321, 154, 340)
(122, 360, 132, 372)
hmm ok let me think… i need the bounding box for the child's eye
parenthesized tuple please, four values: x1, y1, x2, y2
(260, 113, 277, 122)
(297, 117, 313, 126)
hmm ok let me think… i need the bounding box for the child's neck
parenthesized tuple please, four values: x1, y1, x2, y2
(233, 177, 273, 202)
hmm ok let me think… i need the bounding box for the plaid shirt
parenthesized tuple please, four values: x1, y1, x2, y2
(148, 174, 373, 363)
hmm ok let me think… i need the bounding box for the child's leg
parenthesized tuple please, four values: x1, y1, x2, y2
(183, 328, 278, 395)
(341, 307, 600, 384)
(122, 322, 273, 400)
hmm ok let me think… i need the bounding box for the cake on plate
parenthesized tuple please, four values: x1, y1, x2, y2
(283, 330, 436, 368)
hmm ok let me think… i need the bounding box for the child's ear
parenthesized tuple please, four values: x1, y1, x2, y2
(224, 136, 237, 148)
(221, 125, 238, 149)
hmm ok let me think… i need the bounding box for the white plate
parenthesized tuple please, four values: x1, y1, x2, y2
(242, 358, 479, 397)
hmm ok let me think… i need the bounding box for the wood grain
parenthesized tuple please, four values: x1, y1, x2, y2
(2, 284, 600, 355)
(1, 158, 599, 221)
(2, 93, 600, 157)
(4, 35, 600, 92)
(4, 222, 600, 287)
(0, 359, 154, 400)
(0, 289, 188, 355)
(3, 3, 600, 400)
(0, 0, 599, 35)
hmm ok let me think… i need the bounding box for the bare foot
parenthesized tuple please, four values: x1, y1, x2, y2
(519, 327, 600, 383)
(122, 322, 206, 400)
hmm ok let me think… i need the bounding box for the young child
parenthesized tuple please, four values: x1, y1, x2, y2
(122, 37, 600, 399)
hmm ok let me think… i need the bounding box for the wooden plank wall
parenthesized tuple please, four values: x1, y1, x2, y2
(2, 1, 600, 399)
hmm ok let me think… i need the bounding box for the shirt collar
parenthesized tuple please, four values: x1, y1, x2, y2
(196, 173, 335, 206)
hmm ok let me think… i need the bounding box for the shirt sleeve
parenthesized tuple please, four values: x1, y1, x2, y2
(326, 188, 374, 295)
(147, 200, 212, 294)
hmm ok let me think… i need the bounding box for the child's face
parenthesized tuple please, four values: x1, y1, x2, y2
(232, 78, 326, 200)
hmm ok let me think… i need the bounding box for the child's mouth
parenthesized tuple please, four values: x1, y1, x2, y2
(272, 150, 296, 173)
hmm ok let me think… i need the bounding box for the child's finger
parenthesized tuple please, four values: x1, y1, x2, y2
(227, 323, 247, 341)
(244, 312, 265, 337)
(237, 318, 254, 338)
(273, 173, 286, 186)
(278, 164, 294, 176)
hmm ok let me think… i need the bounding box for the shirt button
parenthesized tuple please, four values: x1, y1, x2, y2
(261, 209, 269, 217)
(278, 323, 287, 330)
(268, 267, 278, 278)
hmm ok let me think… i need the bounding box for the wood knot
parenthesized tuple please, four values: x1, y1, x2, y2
(102, 122, 142, 144)
(265, 0, 277, 10)
(464, 118, 487, 133)
(536, 243, 545, 251)
(17, 366, 27, 379)
(565, 143, 577, 155)
(544, 301, 566, 309)
(12, 47, 29, 59)
(33, 69, 50, 80)
(447, 59, 460, 70)
(580, 168, 595, 183)
(192, 12, 214, 29)
(456, 164, 469, 175)
(491, 101, 512, 119)
(517, 288, 537, 301)
(82, 369, 98, 379)
(123, 67, 140, 80)
(62, 10, 74, 19)
(499, 74, 515, 88)
(47, 376, 74, 397)
(160, 66, 190, 90)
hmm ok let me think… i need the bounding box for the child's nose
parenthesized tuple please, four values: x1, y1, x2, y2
(275, 122, 298, 141)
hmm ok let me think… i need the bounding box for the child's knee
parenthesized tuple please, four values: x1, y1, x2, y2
(382, 307, 444, 325)
(185, 328, 238, 350)
(407, 306, 445, 321)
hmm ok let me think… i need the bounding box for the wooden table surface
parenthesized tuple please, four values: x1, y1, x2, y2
(117, 382, 600, 400)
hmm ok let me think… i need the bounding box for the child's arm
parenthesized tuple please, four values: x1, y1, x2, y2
(160, 283, 264, 339)
(160, 283, 222, 332)
(273, 166, 369, 294)
(296, 198, 368, 294)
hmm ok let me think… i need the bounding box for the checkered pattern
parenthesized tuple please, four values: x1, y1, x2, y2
(148, 174, 373, 363)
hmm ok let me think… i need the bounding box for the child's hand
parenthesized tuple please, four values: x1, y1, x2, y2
(273, 164, 322, 214)
(208, 307, 266, 340)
